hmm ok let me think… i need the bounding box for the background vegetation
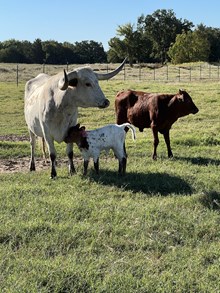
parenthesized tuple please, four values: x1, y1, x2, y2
(0, 65, 220, 291)
(1, 9, 220, 65)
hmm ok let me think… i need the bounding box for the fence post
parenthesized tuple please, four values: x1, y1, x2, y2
(139, 64, 141, 81)
(16, 64, 19, 86)
(166, 64, 168, 81)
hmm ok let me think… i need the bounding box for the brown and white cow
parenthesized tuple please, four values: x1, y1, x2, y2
(24, 59, 126, 178)
(115, 89, 199, 159)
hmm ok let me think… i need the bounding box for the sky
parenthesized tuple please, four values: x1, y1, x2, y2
(0, 0, 220, 51)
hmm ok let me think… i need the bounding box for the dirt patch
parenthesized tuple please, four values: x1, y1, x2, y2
(0, 157, 74, 174)
(0, 134, 71, 174)
(0, 134, 29, 142)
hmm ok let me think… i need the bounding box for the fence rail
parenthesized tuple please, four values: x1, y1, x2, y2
(0, 62, 220, 84)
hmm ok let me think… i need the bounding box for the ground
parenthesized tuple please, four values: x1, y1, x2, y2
(0, 134, 70, 174)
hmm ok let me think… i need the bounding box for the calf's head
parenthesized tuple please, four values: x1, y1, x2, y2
(64, 124, 89, 150)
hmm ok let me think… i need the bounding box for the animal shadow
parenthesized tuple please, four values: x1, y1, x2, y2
(200, 191, 220, 210)
(176, 156, 220, 166)
(90, 170, 192, 196)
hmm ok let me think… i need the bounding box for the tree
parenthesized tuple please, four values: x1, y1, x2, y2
(73, 41, 107, 63)
(32, 39, 45, 64)
(168, 30, 210, 64)
(138, 9, 193, 63)
(108, 23, 151, 65)
(197, 24, 220, 62)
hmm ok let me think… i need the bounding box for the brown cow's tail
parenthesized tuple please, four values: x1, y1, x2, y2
(121, 123, 136, 141)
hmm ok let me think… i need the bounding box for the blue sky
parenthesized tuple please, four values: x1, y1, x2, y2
(0, 0, 220, 51)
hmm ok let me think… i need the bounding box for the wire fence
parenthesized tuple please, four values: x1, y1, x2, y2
(0, 62, 220, 84)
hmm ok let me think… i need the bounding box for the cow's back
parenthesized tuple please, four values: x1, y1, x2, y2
(25, 73, 50, 100)
(115, 90, 152, 131)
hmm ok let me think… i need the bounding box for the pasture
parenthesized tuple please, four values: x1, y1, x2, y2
(0, 74, 220, 292)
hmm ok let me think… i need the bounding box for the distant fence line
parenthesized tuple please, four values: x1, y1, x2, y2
(0, 62, 220, 84)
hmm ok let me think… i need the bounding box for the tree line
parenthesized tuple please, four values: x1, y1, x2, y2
(1, 9, 220, 65)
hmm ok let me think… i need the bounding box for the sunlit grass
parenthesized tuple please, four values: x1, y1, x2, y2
(0, 77, 220, 292)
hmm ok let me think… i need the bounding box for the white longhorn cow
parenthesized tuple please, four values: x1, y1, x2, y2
(24, 59, 126, 178)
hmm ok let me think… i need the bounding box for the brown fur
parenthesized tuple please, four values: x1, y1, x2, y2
(115, 89, 199, 159)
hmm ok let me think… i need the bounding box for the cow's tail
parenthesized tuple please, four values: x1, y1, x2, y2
(120, 123, 136, 141)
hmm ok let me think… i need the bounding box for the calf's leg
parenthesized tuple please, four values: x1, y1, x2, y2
(94, 158, 99, 174)
(83, 160, 89, 175)
(118, 157, 127, 175)
(66, 143, 76, 175)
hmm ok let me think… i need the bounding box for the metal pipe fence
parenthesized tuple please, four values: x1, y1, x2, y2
(0, 62, 220, 84)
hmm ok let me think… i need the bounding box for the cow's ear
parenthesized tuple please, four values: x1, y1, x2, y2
(80, 126, 86, 131)
(69, 78, 78, 87)
(179, 89, 183, 95)
(75, 123, 80, 129)
(177, 93, 184, 102)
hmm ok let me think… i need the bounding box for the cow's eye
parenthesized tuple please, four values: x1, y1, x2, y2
(85, 82, 91, 87)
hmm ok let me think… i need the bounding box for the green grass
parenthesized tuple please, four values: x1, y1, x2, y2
(0, 78, 220, 292)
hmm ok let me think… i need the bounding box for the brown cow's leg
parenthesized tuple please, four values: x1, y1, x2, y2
(151, 124, 159, 160)
(163, 131, 173, 158)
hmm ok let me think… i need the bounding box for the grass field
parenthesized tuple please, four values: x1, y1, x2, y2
(0, 74, 220, 292)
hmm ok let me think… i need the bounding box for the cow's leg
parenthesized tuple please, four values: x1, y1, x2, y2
(66, 143, 76, 175)
(43, 135, 57, 178)
(163, 130, 173, 158)
(151, 124, 159, 160)
(29, 130, 36, 171)
(83, 160, 89, 175)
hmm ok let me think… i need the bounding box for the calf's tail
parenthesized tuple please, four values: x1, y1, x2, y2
(121, 123, 136, 141)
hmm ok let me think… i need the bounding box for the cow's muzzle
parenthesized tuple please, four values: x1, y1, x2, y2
(192, 106, 199, 114)
(98, 99, 110, 109)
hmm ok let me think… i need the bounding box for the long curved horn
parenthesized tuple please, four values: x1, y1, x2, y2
(95, 57, 127, 80)
(59, 69, 69, 90)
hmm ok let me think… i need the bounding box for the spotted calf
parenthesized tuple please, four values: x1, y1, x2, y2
(64, 123, 136, 175)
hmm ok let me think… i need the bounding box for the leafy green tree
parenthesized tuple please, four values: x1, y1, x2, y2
(197, 24, 220, 62)
(32, 39, 45, 64)
(108, 23, 152, 65)
(73, 41, 106, 64)
(138, 9, 193, 63)
(108, 37, 127, 63)
(168, 30, 210, 64)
